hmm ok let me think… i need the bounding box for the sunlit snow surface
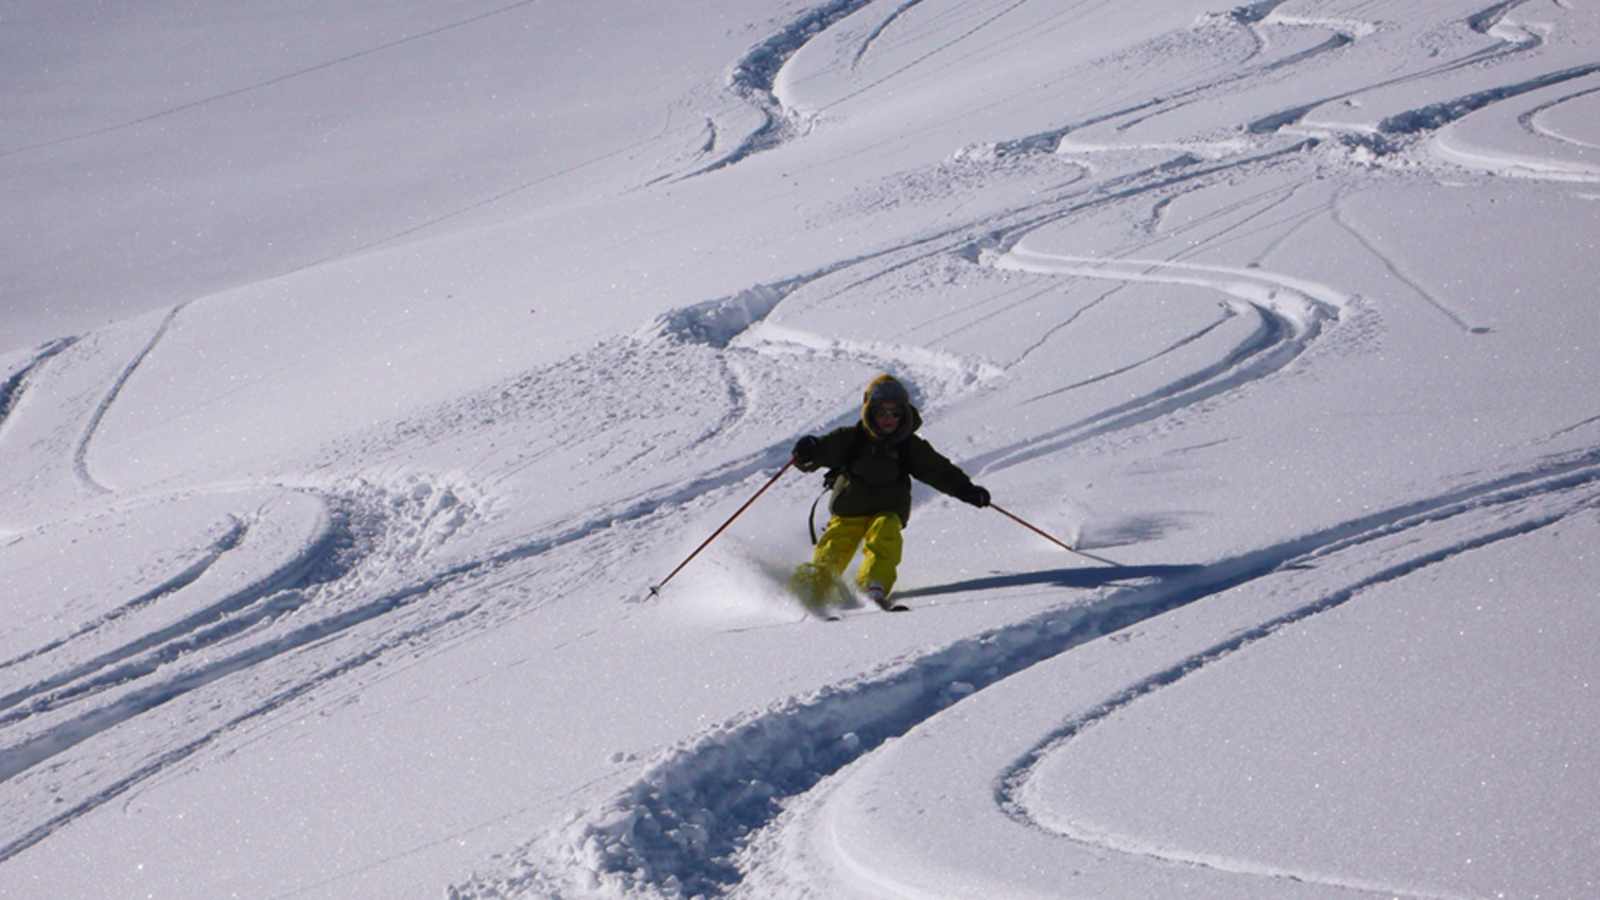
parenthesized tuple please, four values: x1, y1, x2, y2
(3, 1, 1598, 898)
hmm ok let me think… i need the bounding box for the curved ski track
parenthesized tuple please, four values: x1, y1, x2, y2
(850, 0, 928, 69)
(972, 249, 1347, 475)
(454, 440, 1600, 899)
(13, 2, 1599, 894)
(0, 472, 490, 863)
(453, 32, 1600, 880)
(450, 235, 1368, 898)
(983, 8, 1362, 159)
(0, 339, 78, 437)
(0, 516, 247, 679)
(686, 0, 880, 178)
(1247, 0, 1547, 139)
(3, 262, 991, 863)
(1, 334, 494, 867)
(988, 507, 1594, 899)
(72, 304, 189, 495)
(1521, 84, 1600, 151)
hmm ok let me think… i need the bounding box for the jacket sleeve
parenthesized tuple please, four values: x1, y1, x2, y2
(905, 436, 976, 498)
(809, 426, 862, 470)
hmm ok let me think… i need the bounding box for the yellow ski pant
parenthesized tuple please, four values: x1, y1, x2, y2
(800, 512, 905, 599)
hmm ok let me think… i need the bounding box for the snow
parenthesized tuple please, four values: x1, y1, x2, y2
(3, 0, 1599, 898)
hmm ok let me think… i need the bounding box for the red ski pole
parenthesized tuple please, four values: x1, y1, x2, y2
(991, 502, 1120, 567)
(649, 460, 794, 597)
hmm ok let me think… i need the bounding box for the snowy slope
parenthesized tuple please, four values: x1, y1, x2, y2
(4, 1, 1599, 898)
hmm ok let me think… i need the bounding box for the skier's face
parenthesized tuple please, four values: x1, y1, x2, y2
(872, 402, 902, 432)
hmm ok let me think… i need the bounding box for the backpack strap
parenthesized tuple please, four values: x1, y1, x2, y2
(810, 427, 868, 544)
(808, 486, 828, 545)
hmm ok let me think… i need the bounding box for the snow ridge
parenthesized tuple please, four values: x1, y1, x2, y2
(1466, 0, 1534, 42)
(1379, 64, 1600, 139)
(639, 284, 788, 348)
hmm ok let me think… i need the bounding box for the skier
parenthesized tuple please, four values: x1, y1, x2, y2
(790, 374, 990, 611)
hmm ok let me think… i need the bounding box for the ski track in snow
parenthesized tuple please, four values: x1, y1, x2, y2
(72, 304, 189, 495)
(1466, 0, 1537, 45)
(1380, 64, 1600, 142)
(1427, 78, 1600, 183)
(1329, 192, 1488, 334)
(1521, 84, 1600, 150)
(3, 248, 972, 859)
(818, 0, 1035, 115)
(991, 492, 1600, 897)
(686, 0, 880, 177)
(849, 0, 927, 69)
(0, 509, 329, 738)
(1, 265, 947, 861)
(0, 516, 248, 678)
(972, 248, 1347, 474)
(449, 219, 1370, 897)
(0, 338, 78, 437)
(450, 68, 1600, 885)
(0, 472, 484, 861)
(0, 593, 484, 867)
(3, 248, 864, 858)
(1247, 0, 1546, 140)
(11, 2, 1599, 894)
(972, 6, 1363, 159)
(452, 442, 1600, 899)
(1109, 11, 1365, 135)
(687, 0, 1075, 178)
(0, 0, 548, 160)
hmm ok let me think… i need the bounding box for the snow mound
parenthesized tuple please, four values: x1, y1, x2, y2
(639, 285, 787, 348)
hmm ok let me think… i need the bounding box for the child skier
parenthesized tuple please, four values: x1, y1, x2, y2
(790, 374, 989, 611)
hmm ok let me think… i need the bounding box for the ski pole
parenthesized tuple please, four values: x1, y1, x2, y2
(990, 502, 1121, 567)
(649, 459, 794, 597)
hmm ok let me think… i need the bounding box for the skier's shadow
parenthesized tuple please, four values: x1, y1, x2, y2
(894, 564, 1205, 600)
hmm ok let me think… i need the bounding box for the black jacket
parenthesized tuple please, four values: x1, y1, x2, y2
(800, 407, 977, 525)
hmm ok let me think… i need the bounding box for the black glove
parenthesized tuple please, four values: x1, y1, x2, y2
(960, 484, 991, 508)
(792, 435, 821, 470)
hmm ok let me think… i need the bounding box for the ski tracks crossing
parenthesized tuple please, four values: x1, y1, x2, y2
(0, 304, 498, 864)
(452, 438, 1600, 899)
(9, 1, 1598, 893)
